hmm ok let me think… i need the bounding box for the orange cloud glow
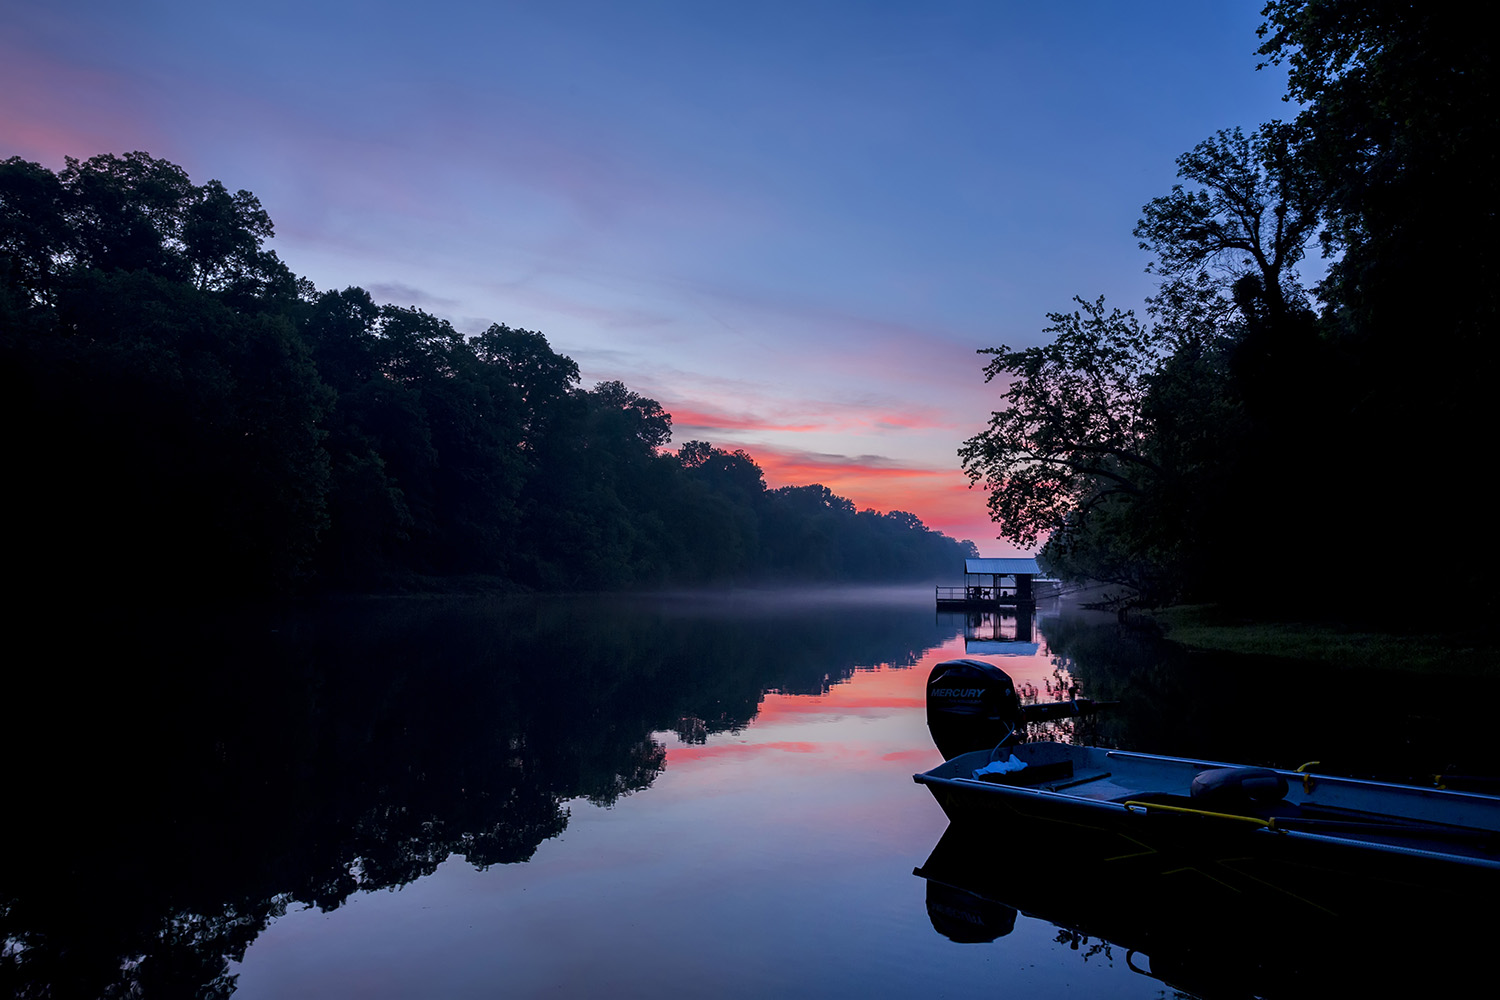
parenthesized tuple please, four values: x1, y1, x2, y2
(664, 397, 954, 438)
(729, 443, 996, 540)
(668, 405, 823, 435)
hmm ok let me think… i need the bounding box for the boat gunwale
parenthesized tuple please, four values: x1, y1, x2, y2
(1101, 747, 1500, 807)
(914, 742, 1500, 871)
(918, 743, 1500, 811)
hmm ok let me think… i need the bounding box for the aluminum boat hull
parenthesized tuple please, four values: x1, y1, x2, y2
(914, 742, 1500, 899)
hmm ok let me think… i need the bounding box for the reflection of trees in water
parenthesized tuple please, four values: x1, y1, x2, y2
(0, 591, 954, 998)
(1010, 657, 1097, 746)
(1052, 928, 1114, 965)
(1035, 606, 1500, 780)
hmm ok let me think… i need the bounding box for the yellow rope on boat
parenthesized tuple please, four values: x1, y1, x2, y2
(1121, 800, 1271, 827)
(1296, 761, 1321, 794)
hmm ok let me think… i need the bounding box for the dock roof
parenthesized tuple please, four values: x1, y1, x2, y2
(964, 557, 1041, 576)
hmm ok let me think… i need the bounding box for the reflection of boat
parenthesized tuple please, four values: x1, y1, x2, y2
(914, 740, 1500, 897)
(913, 820, 1499, 998)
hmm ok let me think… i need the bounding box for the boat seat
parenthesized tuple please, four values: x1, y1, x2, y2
(975, 759, 1074, 786)
(1169, 767, 1312, 821)
(1191, 767, 1289, 808)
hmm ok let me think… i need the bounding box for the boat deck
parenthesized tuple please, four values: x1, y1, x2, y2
(935, 744, 1196, 801)
(919, 742, 1500, 867)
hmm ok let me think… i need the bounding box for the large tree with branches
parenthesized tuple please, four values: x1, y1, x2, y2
(959, 296, 1169, 550)
(1134, 123, 1320, 338)
(961, 122, 1323, 602)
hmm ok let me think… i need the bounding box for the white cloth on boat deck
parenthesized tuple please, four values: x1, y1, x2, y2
(972, 755, 1027, 778)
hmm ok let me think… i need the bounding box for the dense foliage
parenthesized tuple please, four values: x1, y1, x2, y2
(962, 3, 1495, 615)
(1, 154, 975, 598)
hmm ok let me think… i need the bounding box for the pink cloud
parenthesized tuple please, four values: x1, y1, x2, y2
(869, 411, 949, 431)
(659, 394, 955, 438)
(656, 435, 1006, 546)
(668, 405, 824, 435)
(751, 449, 943, 485)
(733, 443, 970, 509)
(741, 450, 1018, 548)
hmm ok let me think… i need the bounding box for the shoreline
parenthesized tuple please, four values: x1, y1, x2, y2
(1142, 604, 1500, 676)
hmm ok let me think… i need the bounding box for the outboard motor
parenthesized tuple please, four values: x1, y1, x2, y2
(926, 658, 1116, 760)
(925, 659, 1023, 761)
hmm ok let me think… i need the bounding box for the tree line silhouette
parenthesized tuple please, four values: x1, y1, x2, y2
(0, 152, 976, 598)
(961, 4, 1495, 617)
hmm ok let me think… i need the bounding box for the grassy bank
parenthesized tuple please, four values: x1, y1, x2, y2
(1144, 605, 1500, 676)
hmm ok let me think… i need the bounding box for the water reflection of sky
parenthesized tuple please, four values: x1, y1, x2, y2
(661, 628, 1069, 776)
(231, 615, 1160, 1000)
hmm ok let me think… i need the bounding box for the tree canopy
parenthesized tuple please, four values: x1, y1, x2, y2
(963, 4, 1495, 613)
(959, 297, 1168, 549)
(2, 152, 975, 598)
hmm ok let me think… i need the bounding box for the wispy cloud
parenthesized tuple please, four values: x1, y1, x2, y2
(746, 444, 946, 487)
(653, 392, 957, 438)
(668, 406, 825, 435)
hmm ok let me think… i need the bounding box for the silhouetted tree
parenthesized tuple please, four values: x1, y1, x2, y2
(963, 4, 1495, 615)
(959, 297, 1168, 544)
(1258, 1, 1498, 612)
(3, 152, 330, 596)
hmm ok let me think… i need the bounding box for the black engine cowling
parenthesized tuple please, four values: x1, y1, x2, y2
(926, 658, 1022, 761)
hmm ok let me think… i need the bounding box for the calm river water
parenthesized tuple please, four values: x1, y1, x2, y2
(4, 587, 1497, 998)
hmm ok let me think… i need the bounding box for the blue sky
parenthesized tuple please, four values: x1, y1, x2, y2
(1, 1, 1296, 552)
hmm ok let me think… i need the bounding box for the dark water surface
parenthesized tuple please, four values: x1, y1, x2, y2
(4, 588, 1497, 998)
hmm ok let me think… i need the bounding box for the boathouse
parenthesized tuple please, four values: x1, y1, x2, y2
(935, 557, 1041, 609)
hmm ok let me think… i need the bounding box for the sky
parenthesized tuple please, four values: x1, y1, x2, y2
(1, 1, 1295, 555)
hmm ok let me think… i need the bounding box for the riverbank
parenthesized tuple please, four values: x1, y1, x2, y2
(1144, 605, 1500, 676)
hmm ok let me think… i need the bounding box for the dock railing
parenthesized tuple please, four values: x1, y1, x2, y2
(935, 586, 1017, 604)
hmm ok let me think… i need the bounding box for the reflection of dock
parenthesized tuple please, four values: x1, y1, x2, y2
(935, 558, 1041, 610)
(934, 606, 1037, 653)
(959, 609, 1035, 652)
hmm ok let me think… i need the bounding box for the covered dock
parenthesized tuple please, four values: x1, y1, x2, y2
(935, 557, 1042, 609)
